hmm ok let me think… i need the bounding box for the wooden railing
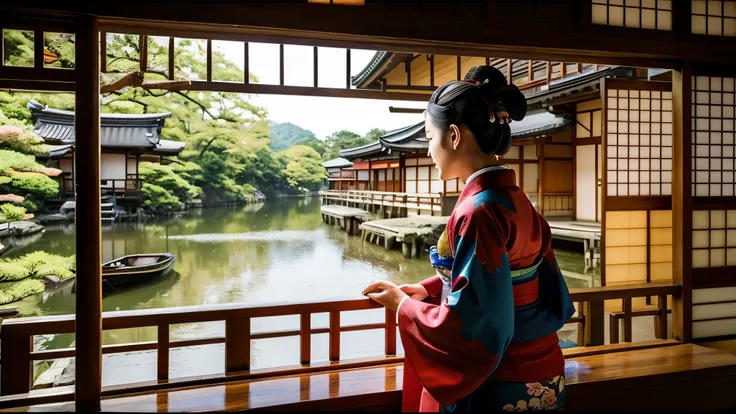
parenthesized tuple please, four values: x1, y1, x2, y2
(53, 177, 143, 199)
(320, 190, 444, 217)
(100, 178, 142, 197)
(0, 283, 680, 398)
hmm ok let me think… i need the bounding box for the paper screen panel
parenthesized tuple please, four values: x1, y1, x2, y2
(592, 0, 672, 30)
(691, 76, 736, 197)
(691, 0, 736, 36)
(606, 88, 674, 197)
(692, 209, 736, 268)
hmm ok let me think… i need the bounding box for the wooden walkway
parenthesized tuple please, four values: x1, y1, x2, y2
(6, 341, 736, 412)
(320, 205, 373, 235)
(548, 220, 601, 271)
(360, 216, 449, 259)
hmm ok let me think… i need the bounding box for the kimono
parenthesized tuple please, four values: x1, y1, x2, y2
(397, 166, 576, 412)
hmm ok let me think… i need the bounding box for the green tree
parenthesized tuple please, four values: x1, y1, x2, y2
(323, 129, 378, 160)
(293, 137, 326, 157)
(0, 150, 60, 216)
(0, 33, 331, 201)
(281, 145, 327, 191)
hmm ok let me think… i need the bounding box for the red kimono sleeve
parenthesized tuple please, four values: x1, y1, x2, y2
(397, 211, 515, 406)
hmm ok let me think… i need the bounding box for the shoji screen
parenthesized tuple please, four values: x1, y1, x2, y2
(690, 74, 736, 339)
(602, 79, 674, 311)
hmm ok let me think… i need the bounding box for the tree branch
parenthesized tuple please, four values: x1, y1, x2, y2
(199, 135, 220, 160)
(174, 91, 215, 120)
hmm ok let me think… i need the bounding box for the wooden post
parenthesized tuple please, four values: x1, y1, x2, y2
(157, 324, 169, 380)
(671, 62, 693, 342)
(0, 333, 32, 395)
(329, 311, 340, 362)
(584, 300, 605, 346)
(385, 308, 397, 356)
(226, 318, 251, 372)
(300, 313, 311, 365)
(622, 297, 633, 342)
(75, 13, 102, 412)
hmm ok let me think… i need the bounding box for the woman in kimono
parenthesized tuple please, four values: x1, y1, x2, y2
(362, 66, 576, 412)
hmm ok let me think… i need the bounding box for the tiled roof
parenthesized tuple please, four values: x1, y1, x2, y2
(27, 100, 173, 149)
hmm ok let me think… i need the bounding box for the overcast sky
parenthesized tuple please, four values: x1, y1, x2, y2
(216, 41, 426, 138)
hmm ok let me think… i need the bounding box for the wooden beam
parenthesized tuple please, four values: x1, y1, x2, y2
(388, 106, 424, 114)
(83, 4, 727, 67)
(139, 34, 148, 72)
(345, 48, 350, 89)
(279, 43, 284, 86)
(74, 13, 102, 412)
(168, 36, 175, 80)
(313, 46, 318, 88)
(206, 38, 212, 82)
(672, 61, 693, 342)
(187, 81, 430, 101)
(0, 79, 75, 92)
(33, 29, 44, 70)
(100, 31, 107, 73)
(244, 41, 249, 84)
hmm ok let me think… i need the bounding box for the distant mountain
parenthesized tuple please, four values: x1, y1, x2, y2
(269, 122, 317, 151)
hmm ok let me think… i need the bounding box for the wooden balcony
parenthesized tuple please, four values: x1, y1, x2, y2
(0, 282, 692, 411)
(53, 177, 143, 200)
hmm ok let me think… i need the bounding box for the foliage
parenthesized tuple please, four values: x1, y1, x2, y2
(8, 171, 59, 200)
(0, 33, 347, 201)
(293, 137, 326, 157)
(141, 183, 184, 213)
(322, 129, 384, 160)
(0, 262, 31, 282)
(15, 251, 75, 276)
(0, 150, 59, 212)
(0, 279, 45, 305)
(0, 149, 43, 173)
(138, 162, 202, 211)
(269, 122, 317, 151)
(0, 252, 75, 285)
(3, 30, 33, 67)
(0, 124, 47, 155)
(0, 203, 26, 222)
(44, 33, 75, 69)
(281, 145, 327, 191)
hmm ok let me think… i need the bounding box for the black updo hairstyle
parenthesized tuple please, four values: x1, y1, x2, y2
(425, 65, 526, 156)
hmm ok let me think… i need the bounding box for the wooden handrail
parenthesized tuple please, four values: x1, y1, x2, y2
(0, 284, 681, 396)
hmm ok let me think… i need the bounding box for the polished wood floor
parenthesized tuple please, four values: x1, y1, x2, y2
(4, 342, 736, 412)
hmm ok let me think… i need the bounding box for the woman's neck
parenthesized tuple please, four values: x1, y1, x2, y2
(459, 155, 499, 183)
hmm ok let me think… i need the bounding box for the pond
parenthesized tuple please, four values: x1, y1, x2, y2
(2, 197, 598, 386)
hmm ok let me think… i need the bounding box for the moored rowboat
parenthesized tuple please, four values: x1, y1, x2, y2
(101, 253, 175, 289)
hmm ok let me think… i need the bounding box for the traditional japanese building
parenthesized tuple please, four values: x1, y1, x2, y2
(340, 55, 641, 221)
(27, 100, 185, 200)
(321, 157, 355, 190)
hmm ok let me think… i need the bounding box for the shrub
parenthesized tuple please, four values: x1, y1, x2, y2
(0, 279, 45, 305)
(141, 183, 184, 213)
(0, 203, 26, 221)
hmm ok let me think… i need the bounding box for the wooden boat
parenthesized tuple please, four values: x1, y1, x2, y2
(101, 253, 175, 289)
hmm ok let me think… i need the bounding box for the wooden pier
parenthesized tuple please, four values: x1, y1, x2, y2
(320, 205, 373, 236)
(548, 220, 601, 271)
(360, 216, 449, 259)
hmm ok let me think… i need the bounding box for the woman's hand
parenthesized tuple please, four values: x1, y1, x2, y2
(398, 283, 429, 301)
(362, 280, 408, 312)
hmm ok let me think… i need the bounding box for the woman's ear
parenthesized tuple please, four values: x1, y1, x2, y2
(449, 124, 462, 150)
